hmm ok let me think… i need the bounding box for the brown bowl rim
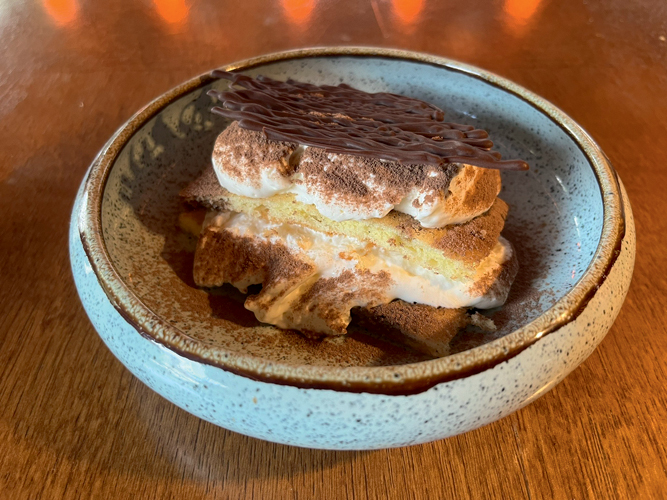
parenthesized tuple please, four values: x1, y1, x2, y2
(78, 47, 625, 395)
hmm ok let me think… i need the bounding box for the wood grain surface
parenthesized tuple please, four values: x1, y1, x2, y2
(1, 0, 666, 498)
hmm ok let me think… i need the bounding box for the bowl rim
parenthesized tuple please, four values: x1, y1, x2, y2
(77, 47, 626, 395)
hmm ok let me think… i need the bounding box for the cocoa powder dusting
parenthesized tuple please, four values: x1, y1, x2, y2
(353, 301, 471, 357)
(285, 269, 393, 335)
(466, 242, 519, 299)
(430, 198, 508, 260)
(193, 225, 313, 291)
(212, 121, 296, 186)
(295, 147, 460, 211)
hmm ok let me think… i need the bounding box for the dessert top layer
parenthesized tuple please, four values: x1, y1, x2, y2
(211, 123, 502, 227)
(208, 70, 529, 171)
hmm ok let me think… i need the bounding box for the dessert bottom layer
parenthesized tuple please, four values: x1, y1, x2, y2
(192, 210, 518, 336)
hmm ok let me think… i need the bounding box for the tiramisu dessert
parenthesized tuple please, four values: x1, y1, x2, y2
(181, 70, 528, 357)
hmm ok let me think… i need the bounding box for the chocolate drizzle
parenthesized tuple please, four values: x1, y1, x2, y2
(208, 70, 529, 171)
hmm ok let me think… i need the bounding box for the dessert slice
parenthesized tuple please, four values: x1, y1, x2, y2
(181, 71, 526, 353)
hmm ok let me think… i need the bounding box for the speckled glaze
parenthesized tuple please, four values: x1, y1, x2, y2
(70, 48, 635, 449)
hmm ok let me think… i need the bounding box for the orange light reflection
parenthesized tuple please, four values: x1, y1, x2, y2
(281, 0, 315, 26)
(43, 0, 78, 26)
(391, 0, 424, 26)
(154, 0, 189, 25)
(504, 0, 542, 32)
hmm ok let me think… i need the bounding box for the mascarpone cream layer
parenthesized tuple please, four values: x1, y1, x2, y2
(211, 124, 501, 228)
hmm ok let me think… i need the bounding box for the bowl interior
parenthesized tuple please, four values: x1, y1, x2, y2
(101, 55, 603, 368)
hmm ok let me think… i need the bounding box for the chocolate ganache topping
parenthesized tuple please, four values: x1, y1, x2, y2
(208, 70, 529, 171)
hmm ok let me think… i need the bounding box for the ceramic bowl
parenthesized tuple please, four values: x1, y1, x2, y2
(70, 47, 635, 450)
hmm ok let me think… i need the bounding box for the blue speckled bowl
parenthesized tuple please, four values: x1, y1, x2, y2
(70, 48, 635, 449)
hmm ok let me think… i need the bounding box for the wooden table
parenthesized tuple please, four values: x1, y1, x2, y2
(1, 0, 665, 498)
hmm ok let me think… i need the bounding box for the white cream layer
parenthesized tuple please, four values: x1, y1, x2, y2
(207, 212, 513, 328)
(212, 146, 485, 228)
